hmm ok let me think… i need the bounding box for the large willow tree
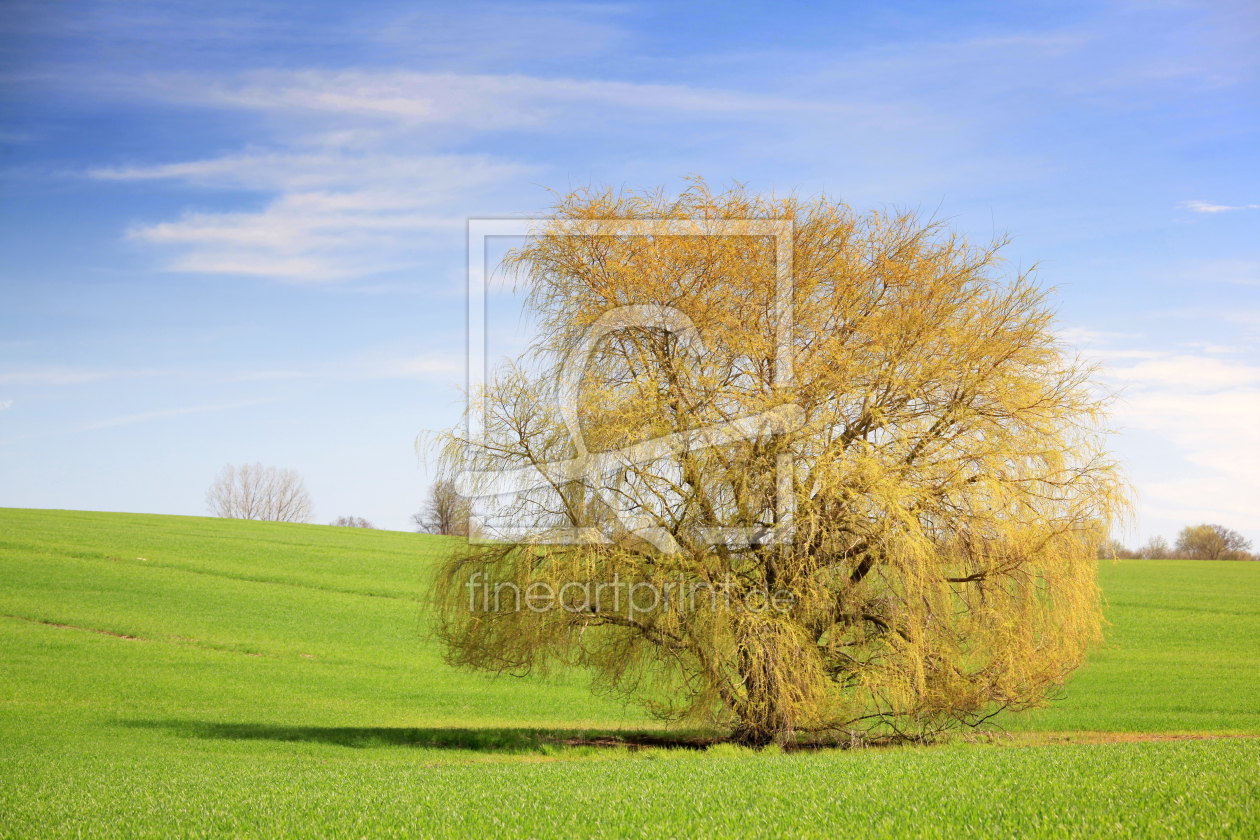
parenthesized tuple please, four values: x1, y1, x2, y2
(431, 181, 1128, 746)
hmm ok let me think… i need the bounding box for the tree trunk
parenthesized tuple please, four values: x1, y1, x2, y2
(730, 628, 795, 747)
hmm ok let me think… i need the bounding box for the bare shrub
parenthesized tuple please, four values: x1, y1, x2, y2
(331, 516, 374, 529)
(1137, 535, 1171, 559)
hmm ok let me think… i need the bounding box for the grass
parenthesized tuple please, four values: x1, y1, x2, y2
(2, 735, 1257, 838)
(1006, 556, 1260, 733)
(1, 508, 1258, 837)
(0, 508, 646, 732)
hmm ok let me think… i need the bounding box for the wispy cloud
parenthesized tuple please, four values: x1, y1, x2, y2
(89, 66, 867, 283)
(220, 350, 463, 383)
(361, 353, 461, 381)
(77, 399, 271, 432)
(94, 151, 529, 281)
(1182, 200, 1260, 213)
(0, 351, 460, 392)
(1169, 258, 1260, 286)
(1110, 353, 1260, 391)
(210, 352, 460, 384)
(374, 6, 629, 68)
(92, 150, 517, 192)
(143, 69, 833, 128)
(0, 400, 12, 410)
(0, 365, 167, 386)
(86, 0, 1258, 287)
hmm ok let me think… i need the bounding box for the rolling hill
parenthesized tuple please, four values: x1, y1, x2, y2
(2, 508, 1257, 837)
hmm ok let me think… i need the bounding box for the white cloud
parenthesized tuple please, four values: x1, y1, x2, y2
(95, 151, 530, 281)
(1156, 258, 1260, 287)
(1110, 354, 1260, 390)
(1182, 200, 1260, 213)
(374, 7, 627, 67)
(143, 69, 832, 128)
(0, 366, 165, 386)
(0, 349, 461, 394)
(1179, 341, 1235, 354)
(1226, 310, 1260, 333)
(1057, 326, 1142, 347)
(78, 400, 271, 432)
(103, 23, 1241, 285)
(92, 150, 512, 193)
(1127, 388, 1260, 530)
(0, 400, 12, 410)
(364, 354, 461, 380)
(91, 68, 848, 283)
(214, 352, 460, 383)
(1102, 346, 1260, 534)
(86, 66, 861, 282)
(82, 7, 1259, 287)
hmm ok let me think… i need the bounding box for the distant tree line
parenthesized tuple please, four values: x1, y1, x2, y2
(204, 464, 478, 534)
(202, 467, 1255, 562)
(205, 464, 474, 534)
(1100, 523, 1255, 561)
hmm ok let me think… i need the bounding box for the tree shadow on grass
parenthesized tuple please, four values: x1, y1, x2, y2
(126, 720, 716, 752)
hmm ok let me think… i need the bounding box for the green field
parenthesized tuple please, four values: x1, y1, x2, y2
(2, 508, 1258, 837)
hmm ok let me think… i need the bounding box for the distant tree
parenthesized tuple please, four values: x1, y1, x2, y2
(412, 479, 470, 537)
(1175, 524, 1253, 561)
(206, 463, 314, 523)
(1097, 539, 1137, 560)
(331, 516, 375, 529)
(1138, 535, 1171, 559)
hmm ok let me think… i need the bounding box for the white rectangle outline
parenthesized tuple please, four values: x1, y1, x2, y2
(466, 218, 795, 546)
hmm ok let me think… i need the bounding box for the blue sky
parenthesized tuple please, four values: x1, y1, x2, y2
(1, 0, 1257, 542)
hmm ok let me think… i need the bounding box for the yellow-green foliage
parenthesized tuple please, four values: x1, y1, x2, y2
(432, 180, 1130, 746)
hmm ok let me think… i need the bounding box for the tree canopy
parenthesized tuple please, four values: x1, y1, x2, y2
(1176, 524, 1253, 561)
(430, 181, 1129, 746)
